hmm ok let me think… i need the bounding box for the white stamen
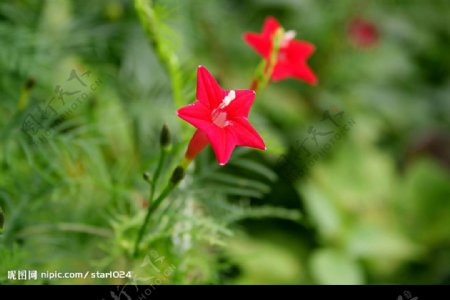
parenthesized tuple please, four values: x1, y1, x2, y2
(285, 30, 297, 40)
(282, 30, 297, 47)
(220, 90, 236, 108)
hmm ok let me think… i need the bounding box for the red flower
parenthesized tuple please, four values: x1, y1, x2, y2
(244, 16, 317, 84)
(347, 17, 379, 48)
(177, 66, 266, 165)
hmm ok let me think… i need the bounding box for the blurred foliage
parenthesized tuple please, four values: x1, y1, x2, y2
(0, 0, 449, 284)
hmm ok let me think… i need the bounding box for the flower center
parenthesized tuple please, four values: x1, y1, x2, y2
(211, 110, 229, 128)
(276, 30, 296, 62)
(211, 90, 236, 128)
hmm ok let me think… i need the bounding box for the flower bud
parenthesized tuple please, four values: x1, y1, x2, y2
(160, 124, 171, 149)
(170, 166, 185, 185)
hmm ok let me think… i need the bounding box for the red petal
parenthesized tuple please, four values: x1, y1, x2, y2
(262, 16, 281, 37)
(270, 42, 318, 84)
(243, 16, 280, 59)
(243, 33, 271, 58)
(287, 40, 315, 59)
(230, 118, 266, 150)
(271, 62, 292, 81)
(272, 62, 318, 84)
(204, 126, 236, 165)
(177, 101, 211, 129)
(185, 129, 209, 161)
(196, 66, 224, 109)
(224, 89, 256, 118)
(292, 64, 318, 85)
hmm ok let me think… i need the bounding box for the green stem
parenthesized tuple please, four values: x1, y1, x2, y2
(133, 181, 175, 257)
(149, 148, 167, 207)
(134, 0, 183, 109)
(250, 28, 283, 93)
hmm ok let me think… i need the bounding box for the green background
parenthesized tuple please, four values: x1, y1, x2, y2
(0, 0, 449, 284)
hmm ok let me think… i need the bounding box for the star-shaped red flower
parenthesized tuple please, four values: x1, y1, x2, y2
(347, 17, 379, 48)
(177, 66, 266, 165)
(244, 16, 317, 84)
